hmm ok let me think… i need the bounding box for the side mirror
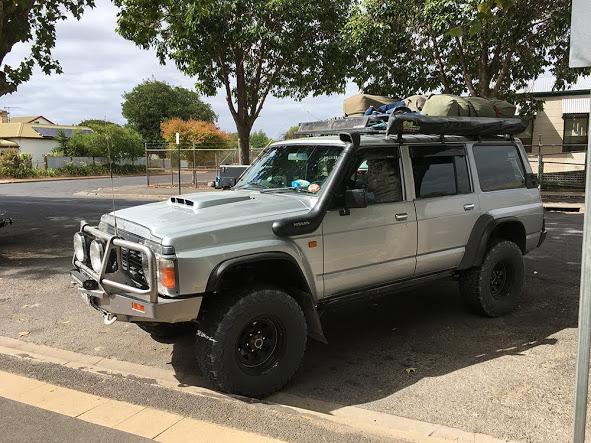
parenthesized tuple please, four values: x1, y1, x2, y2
(344, 189, 368, 208)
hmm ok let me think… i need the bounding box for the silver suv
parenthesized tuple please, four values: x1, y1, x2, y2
(70, 115, 546, 398)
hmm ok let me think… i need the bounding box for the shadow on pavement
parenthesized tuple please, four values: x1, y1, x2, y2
(166, 212, 581, 415)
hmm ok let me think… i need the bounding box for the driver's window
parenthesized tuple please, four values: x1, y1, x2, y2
(350, 155, 403, 204)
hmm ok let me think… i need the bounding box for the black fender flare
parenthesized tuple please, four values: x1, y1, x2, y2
(458, 215, 525, 270)
(205, 252, 327, 343)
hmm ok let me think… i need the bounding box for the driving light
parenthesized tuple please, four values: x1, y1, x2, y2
(89, 240, 105, 272)
(73, 233, 87, 262)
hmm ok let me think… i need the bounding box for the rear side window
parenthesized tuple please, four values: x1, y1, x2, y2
(411, 146, 471, 198)
(473, 145, 526, 192)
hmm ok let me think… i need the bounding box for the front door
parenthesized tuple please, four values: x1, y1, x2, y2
(322, 148, 418, 298)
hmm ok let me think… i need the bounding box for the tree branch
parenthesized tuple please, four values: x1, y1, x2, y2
(491, 49, 515, 97)
(218, 56, 237, 119)
(254, 61, 284, 120)
(429, 34, 451, 93)
(454, 36, 477, 96)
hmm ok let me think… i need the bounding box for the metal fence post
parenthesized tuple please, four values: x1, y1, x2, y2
(537, 135, 544, 186)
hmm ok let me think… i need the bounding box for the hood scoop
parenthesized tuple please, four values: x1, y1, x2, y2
(169, 194, 252, 210)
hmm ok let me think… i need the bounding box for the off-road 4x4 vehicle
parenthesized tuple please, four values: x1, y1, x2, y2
(71, 114, 546, 398)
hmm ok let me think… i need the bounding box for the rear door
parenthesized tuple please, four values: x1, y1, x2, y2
(322, 148, 417, 297)
(410, 144, 481, 275)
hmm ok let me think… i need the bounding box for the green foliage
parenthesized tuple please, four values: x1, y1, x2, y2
(249, 130, 273, 150)
(283, 126, 303, 140)
(0, 149, 30, 169)
(78, 119, 117, 127)
(0, 163, 145, 179)
(121, 79, 217, 143)
(0, 0, 95, 97)
(66, 123, 144, 161)
(115, 0, 354, 163)
(55, 129, 69, 153)
(347, 0, 589, 99)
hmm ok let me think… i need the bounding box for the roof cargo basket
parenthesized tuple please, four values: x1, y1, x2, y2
(296, 114, 528, 138)
(297, 116, 388, 135)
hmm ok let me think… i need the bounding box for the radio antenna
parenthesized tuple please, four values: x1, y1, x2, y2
(105, 123, 118, 235)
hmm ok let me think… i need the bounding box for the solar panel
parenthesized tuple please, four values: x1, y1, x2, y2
(32, 127, 92, 138)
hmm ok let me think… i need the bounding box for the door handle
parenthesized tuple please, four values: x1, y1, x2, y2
(464, 204, 475, 211)
(395, 213, 408, 221)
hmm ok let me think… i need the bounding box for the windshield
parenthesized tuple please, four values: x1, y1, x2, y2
(235, 144, 343, 194)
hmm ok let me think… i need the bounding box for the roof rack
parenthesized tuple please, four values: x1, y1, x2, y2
(297, 114, 528, 138)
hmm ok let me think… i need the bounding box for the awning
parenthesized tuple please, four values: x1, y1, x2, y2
(0, 139, 19, 147)
(563, 97, 590, 114)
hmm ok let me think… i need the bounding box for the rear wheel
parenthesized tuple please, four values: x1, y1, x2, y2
(460, 240, 524, 317)
(195, 286, 307, 398)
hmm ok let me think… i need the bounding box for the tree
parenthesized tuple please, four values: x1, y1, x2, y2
(283, 125, 303, 140)
(346, 0, 589, 105)
(161, 119, 231, 147)
(67, 123, 144, 162)
(121, 79, 217, 143)
(115, 0, 353, 164)
(0, 0, 94, 97)
(161, 119, 231, 167)
(249, 130, 272, 150)
(54, 129, 69, 154)
(79, 119, 117, 127)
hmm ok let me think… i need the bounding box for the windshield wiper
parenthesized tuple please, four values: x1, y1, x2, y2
(236, 181, 268, 189)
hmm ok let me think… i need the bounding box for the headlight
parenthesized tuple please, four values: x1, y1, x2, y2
(73, 233, 87, 262)
(89, 240, 105, 272)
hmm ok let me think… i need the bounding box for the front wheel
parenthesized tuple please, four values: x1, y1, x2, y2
(460, 240, 524, 317)
(195, 286, 307, 398)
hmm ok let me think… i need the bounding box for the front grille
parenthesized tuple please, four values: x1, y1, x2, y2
(121, 247, 147, 287)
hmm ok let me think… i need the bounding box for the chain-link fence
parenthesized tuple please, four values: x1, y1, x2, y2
(145, 143, 264, 188)
(524, 144, 587, 189)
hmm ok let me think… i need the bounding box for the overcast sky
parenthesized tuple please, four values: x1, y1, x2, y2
(1, 0, 359, 139)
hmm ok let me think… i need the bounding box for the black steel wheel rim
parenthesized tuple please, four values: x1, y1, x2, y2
(490, 261, 511, 298)
(236, 316, 285, 375)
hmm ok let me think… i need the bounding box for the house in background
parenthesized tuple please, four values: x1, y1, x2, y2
(0, 109, 91, 168)
(518, 76, 590, 153)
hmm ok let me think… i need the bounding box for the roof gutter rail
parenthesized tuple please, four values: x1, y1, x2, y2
(272, 132, 360, 237)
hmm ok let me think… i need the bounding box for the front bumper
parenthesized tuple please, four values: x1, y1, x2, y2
(71, 222, 202, 323)
(71, 269, 202, 323)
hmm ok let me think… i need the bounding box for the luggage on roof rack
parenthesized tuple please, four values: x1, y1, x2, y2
(296, 114, 528, 138)
(386, 115, 529, 136)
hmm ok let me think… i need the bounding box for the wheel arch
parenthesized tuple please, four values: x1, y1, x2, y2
(205, 253, 327, 343)
(459, 215, 526, 270)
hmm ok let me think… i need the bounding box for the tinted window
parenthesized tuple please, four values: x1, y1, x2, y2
(411, 146, 471, 198)
(349, 154, 403, 204)
(473, 145, 526, 192)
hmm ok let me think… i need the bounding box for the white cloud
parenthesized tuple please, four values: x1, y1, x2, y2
(1, 0, 358, 138)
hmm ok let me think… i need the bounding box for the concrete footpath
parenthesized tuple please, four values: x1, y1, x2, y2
(0, 336, 511, 443)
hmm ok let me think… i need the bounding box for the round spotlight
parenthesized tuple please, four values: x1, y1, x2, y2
(73, 233, 87, 262)
(89, 240, 105, 272)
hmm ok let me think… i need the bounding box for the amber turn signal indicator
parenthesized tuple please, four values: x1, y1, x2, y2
(132, 303, 145, 312)
(159, 259, 176, 289)
(309, 241, 317, 248)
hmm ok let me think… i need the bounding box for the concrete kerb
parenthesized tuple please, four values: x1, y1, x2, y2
(0, 336, 513, 443)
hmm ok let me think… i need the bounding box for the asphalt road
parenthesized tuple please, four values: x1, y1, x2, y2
(0, 178, 587, 442)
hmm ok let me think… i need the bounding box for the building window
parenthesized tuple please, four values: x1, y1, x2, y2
(563, 114, 589, 152)
(516, 119, 533, 152)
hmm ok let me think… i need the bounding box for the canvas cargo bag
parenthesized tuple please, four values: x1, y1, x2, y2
(343, 94, 402, 116)
(421, 94, 515, 118)
(488, 98, 517, 118)
(403, 94, 429, 112)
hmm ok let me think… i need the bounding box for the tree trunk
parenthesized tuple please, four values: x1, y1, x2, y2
(236, 123, 252, 165)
